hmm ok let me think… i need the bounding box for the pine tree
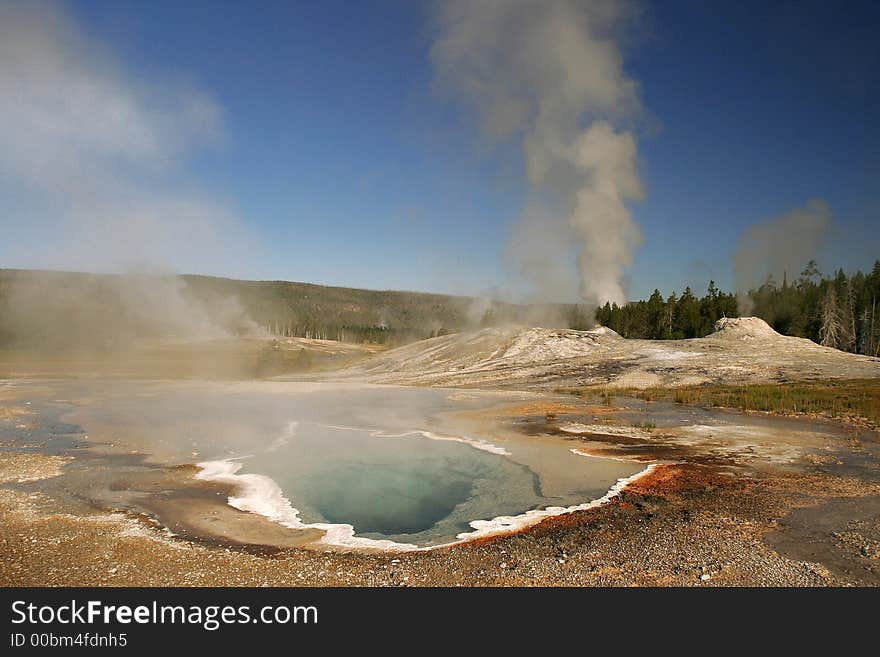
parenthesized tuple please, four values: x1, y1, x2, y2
(675, 287, 701, 338)
(800, 260, 821, 285)
(818, 285, 842, 349)
(646, 289, 665, 339)
(839, 282, 857, 352)
(663, 293, 677, 339)
(858, 307, 872, 356)
(870, 297, 879, 357)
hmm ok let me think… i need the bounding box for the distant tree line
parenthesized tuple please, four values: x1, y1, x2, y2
(262, 320, 450, 345)
(594, 260, 880, 356)
(751, 260, 880, 355)
(595, 280, 737, 339)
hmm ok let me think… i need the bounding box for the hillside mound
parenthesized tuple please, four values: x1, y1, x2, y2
(349, 325, 621, 382)
(709, 317, 783, 341)
(341, 318, 880, 389)
(586, 325, 621, 338)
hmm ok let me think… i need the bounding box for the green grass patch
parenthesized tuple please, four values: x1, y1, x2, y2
(559, 379, 880, 428)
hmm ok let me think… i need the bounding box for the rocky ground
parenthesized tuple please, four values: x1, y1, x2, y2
(2, 403, 879, 587)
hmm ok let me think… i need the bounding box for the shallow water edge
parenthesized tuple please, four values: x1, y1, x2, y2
(194, 455, 658, 552)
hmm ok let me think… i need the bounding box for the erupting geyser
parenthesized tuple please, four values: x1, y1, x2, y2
(431, 0, 645, 306)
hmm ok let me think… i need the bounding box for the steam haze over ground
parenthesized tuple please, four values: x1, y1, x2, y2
(0, 1, 260, 342)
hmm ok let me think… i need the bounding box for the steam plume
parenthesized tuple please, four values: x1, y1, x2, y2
(734, 199, 832, 313)
(431, 0, 644, 306)
(0, 1, 247, 269)
(0, 1, 259, 342)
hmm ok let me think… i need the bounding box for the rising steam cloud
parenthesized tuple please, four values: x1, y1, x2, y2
(0, 1, 251, 272)
(431, 0, 644, 306)
(0, 1, 259, 342)
(734, 199, 832, 313)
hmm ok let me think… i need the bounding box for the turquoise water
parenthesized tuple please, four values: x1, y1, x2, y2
(27, 381, 642, 547)
(245, 423, 548, 545)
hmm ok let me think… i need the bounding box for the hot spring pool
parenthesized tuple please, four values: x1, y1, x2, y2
(29, 381, 647, 549)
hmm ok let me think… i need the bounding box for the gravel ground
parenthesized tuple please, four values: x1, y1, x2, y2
(3, 368, 879, 588)
(2, 452, 878, 587)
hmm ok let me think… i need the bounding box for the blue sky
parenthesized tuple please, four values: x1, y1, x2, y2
(2, 0, 878, 300)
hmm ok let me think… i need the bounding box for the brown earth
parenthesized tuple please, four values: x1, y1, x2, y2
(2, 402, 878, 586)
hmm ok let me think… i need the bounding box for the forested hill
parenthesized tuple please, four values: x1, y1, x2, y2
(0, 269, 531, 348)
(180, 273, 498, 342)
(595, 260, 880, 357)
